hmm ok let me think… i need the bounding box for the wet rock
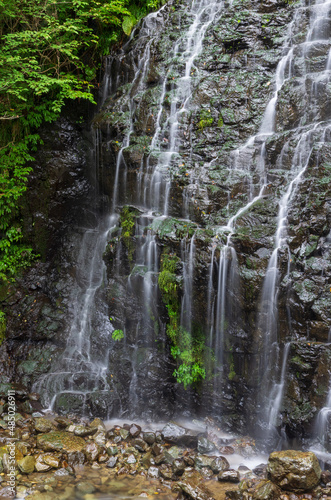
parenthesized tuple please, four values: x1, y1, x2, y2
(152, 443, 164, 456)
(34, 417, 56, 433)
(197, 436, 216, 454)
(253, 463, 268, 478)
(172, 458, 186, 476)
(194, 454, 214, 469)
(148, 466, 159, 478)
(143, 432, 156, 445)
(73, 425, 97, 437)
(90, 418, 105, 429)
(267, 450, 322, 492)
(106, 456, 118, 468)
(0, 486, 16, 498)
(210, 456, 230, 473)
(161, 422, 200, 447)
(85, 442, 101, 461)
(125, 454, 136, 464)
(218, 469, 240, 482)
(119, 428, 130, 440)
(141, 450, 154, 468)
(54, 467, 71, 476)
(129, 423, 141, 437)
(67, 451, 85, 466)
(106, 445, 118, 456)
(160, 463, 175, 480)
(37, 431, 86, 453)
(35, 454, 52, 472)
(76, 482, 96, 494)
(55, 416, 72, 428)
(17, 455, 35, 474)
(134, 437, 148, 452)
(176, 470, 215, 500)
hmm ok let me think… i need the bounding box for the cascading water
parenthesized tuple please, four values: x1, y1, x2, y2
(255, 0, 331, 439)
(29, 0, 331, 436)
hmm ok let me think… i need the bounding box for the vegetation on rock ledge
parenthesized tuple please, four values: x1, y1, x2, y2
(158, 250, 206, 389)
(0, 0, 161, 284)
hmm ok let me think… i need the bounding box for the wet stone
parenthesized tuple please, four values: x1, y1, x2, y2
(17, 455, 35, 474)
(73, 425, 97, 437)
(90, 418, 105, 429)
(148, 466, 159, 478)
(119, 428, 130, 440)
(67, 451, 86, 466)
(76, 482, 96, 494)
(126, 454, 137, 464)
(172, 458, 186, 476)
(197, 436, 216, 454)
(129, 423, 141, 437)
(267, 450, 322, 492)
(210, 456, 230, 473)
(159, 463, 174, 480)
(218, 469, 240, 483)
(143, 432, 156, 445)
(106, 456, 118, 468)
(34, 418, 56, 433)
(37, 432, 86, 453)
(106, 445, 119, 456)
(134, 438, 148, 452)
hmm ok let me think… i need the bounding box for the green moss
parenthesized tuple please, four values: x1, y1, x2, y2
(120, 205, 137, 264)
(198, 109, 214, 130)
(158, 250, 205, 389)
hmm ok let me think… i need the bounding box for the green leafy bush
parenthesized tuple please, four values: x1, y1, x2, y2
(0, 0, 162, 283)
(112, 329, 124, 341)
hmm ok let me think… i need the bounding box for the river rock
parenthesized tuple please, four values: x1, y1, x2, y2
(197, 436, 216, 454)
(34, 417, 56, 433)
(134, 437, 148, 452)
(37, 431, 86, 453)
(161, 422, 200, 447)
(267, 450, 322, 492)
(143, 432, 156, 444)
(129, 423, 141, 437)
(176, 471, 215, 500)
(73, 425, 97, 437)
(17, 455, 35, 474)
(148, 466, 159, 478)
(90, 418, 105, 429)
(218, 469, 240, 482)
(106, 456, 118, 468)
(210, 456, 229, 473)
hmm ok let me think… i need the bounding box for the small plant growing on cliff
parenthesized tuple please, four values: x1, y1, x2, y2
(158, 249, 206, 389)
(120, 206, 137, 264)
(198, 109, 214, 130)
(112, 329, 124, 341)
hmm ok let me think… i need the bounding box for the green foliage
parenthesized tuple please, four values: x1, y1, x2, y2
(120, 205, 137, 263)
(158, 250, 206, 389)
(112, 329, 124, 341)
(0, 0, 161, 283)
(198, 109, 213, 130)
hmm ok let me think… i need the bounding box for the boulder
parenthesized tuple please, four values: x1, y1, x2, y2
(37, 431, 86, 453)
(267, 450, 321, 492)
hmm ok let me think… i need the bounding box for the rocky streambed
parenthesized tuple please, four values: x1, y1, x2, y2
(0, 389, 331, 500)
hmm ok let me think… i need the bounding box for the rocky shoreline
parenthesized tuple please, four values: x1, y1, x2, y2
(0, 388, 330, 499)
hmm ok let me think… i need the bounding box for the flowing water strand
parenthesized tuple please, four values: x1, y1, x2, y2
(257, 0, 331, 435)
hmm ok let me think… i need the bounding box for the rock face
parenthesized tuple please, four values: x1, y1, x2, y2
(0, 0, 330, 447)
(267, 450, 322, 492)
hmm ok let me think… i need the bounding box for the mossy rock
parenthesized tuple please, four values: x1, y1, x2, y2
(37, 431, 86, 453)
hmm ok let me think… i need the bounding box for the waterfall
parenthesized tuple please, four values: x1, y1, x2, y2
(256, 0, 331, 437)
